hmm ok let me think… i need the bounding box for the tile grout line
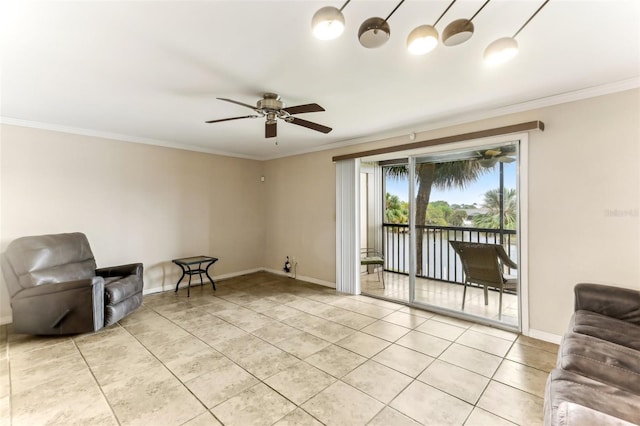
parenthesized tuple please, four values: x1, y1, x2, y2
(7, 272, 557, 425)
(71, 336, 122, 426)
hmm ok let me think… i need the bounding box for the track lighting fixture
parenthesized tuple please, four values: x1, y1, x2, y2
(311, 0, 551, 65)
(311, 0, 351, 41)
(406, 0, 457, 56)
(442, 0, 490, 47)
(358, 0, 405, 49)
(484, 0, 550, 66)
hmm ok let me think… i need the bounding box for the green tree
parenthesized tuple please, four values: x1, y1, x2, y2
(473, 188, 517, 229)
(386, 161, 487, 275)
(426, 201, 468, 226)
(385, 193, 408, 224)
(448, 209, 468, 226)
(425, 201, 449, 226)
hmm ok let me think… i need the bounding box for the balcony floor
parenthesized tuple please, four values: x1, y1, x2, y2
(361, 270, 519, 328)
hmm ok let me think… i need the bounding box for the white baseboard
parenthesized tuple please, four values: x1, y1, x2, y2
(526, 328, 563, 344)
(216, 268, 264, 282)
(262, 268, 336, 289)
(143, 267, 263, 295)
(0, 268, 334, 326)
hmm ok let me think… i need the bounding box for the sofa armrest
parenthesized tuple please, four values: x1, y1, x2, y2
(96, 263, 143, 279)
(574, 283, 640, 325)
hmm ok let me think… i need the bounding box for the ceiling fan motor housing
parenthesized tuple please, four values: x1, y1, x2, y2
(257, 93, 284, 111)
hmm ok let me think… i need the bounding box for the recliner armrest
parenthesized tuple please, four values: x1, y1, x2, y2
(96, 263, 143, 279)
(11, 277, 105, 334)
(13, 276, 105, 299)
(574, 283, 640, 325)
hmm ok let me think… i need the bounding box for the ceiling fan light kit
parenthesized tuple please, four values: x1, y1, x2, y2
(312, 0, 549, 65)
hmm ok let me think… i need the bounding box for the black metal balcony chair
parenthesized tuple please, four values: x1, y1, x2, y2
(361, 248, 385, 288)
(449, 241, 517, 320)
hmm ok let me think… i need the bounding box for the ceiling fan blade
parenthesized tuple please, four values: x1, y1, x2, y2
(282, 103, 325, 115)
(265, 122, 277, 138)
(498, 156, 516, 163)
(205, 115, 257, 124)
(216, 97, 258, 111)
(288, 117, 332, 134)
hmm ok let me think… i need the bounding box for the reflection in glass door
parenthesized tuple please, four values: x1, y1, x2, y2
(411, 143, 520, 328)
(361, 161, 410, 302)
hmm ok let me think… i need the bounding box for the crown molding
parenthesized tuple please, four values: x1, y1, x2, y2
(261, 76, 640, 160)
(2, 77, 638, 162)
(0, 117, 263, 161)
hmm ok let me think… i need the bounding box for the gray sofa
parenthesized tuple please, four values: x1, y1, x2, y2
(544, 283, 640, 425)
(1, 232, 143, 335)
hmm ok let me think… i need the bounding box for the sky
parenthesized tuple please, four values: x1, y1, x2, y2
(385, 162, 517, 206)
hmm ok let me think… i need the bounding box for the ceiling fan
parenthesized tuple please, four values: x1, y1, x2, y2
(474, 147, 516, 167)
(205, 93, 332, 138)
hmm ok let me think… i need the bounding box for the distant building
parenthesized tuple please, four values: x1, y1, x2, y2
(463, 208, 490, 226)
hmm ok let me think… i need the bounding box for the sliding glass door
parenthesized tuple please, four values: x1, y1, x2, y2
(411, 142, 521, 328)
(361, 139, 524, 330)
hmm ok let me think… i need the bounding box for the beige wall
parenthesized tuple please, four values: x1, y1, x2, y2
(262, 150, 337, 283)
(1, 89, 639, 336)
(0, 125, 265, 321)
(263, 89, 640, 336)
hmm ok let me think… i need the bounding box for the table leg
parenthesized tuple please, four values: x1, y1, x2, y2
(198, 262, 204, 287)
(175, 264, 187, 293)
(205, 261, 217, 291)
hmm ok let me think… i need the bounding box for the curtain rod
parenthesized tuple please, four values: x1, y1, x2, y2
(332, 120, 544, 162)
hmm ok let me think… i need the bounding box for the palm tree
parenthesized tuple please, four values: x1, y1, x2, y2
(473, 188, 517, 229)
(385, 161, 487, 275)
(385, 193, 408, 224)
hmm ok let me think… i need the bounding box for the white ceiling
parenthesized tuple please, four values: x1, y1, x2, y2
(2, 1, 639, 160)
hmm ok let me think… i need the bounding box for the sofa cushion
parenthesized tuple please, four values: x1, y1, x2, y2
(104, 275, 142, 305)
(555, 402, 636, 426)
(558, 333, 640, 394)
(544, 369, 640, 425)
(571, 310, 640, 351)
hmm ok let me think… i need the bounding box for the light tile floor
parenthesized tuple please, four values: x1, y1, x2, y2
(0, 272, 558, 425)
(361, 271, 519, 326)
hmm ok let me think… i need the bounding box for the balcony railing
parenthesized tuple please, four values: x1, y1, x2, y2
(382, 223, 517, 283)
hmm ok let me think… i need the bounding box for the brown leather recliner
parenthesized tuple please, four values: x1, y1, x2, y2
(1, 232, 143, 335)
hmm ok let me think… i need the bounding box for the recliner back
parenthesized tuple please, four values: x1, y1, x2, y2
(2, 233, 97, 296)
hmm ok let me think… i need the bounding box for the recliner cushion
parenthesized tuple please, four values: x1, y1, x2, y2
(105, 292, 143, 326)
(29, 260, 97, 286)
(104, 275, 142, 305)
(570, 310, 640, 351)
(4, 233, 97, 290)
